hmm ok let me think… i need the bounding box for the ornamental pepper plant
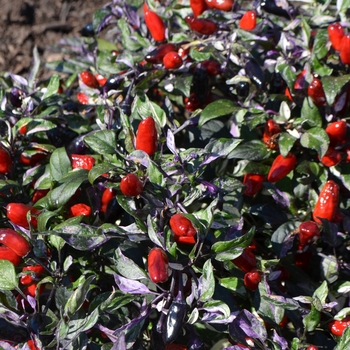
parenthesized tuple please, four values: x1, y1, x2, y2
(1, 0, 350, 349)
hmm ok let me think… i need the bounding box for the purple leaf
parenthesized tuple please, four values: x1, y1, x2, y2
(166, 129, 178, 156)
(272, 329, 289, 350)
(114, 274, 154, 294)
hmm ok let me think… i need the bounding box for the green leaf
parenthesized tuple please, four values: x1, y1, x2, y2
(146, 215, 164, 247)
(219, 277, 245, 296)
(37, 169, 88, 209)
(0, 260, 18, 290)
(50, 147, 72, 181)
(88, 162, 114, 184)
(199, 100, 236, 127)
(92, 8, 111, 32)
(115, 248, 147, 280)
(321, 255, 338, 283)
(205, 138, 242, 158)
(148, 160, 165, 186)
(322, 75, 350, 106)
(28, 46, 40, 89)
(271, 221, 300, 257)
(64, 275, 96, 318)
(84, 130, 117, 155)
(312, 29, 329, 60)
(299, 97, 322, 128)
(42, 74, 60, 100)
(336, 326, 350, 350)
(228, 140, 271, 160)
(278, 132, 298, 157)
(303, 304, 320, 332)
(96, 38, 118, 51)
(313, 280, 328, 304)
(199, 259, 215, 302)
(300, 127, 329, 158)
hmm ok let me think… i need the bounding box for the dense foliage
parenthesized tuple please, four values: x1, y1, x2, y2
(1, 0, 350, 349)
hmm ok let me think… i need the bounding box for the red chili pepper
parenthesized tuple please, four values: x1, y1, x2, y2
(95, 74, 107, 87)
(120, 173, 144, 197)
(244, 269, 262, 291)
(201, 60, 222, 76)
(306, 346, 319, 350)
(231, 248, 257, 273)
(293, 69, 307, 90)
(0, 246, 22, 266)
(185, 16, 217, 35)
(285, 87, 293, 101)
(320, 146, 342, 167)
(25, 283, 44, 298)
(164, 344, 187, 350)
(100, 188, 116, 213)
(263, 119, 281, 150)
(147, 247, 169, 283)
(184, 93, 201, 112)
(0, 145, 13, 175)
(328, 23, 344, 51)
(312, 180, 339, 224)
(6, 203, 40, 229)
(27, 339, 40, 350)
(267, 153, 297, 182)
(145, 43, 177, 64)
(79, 71, 100, 89)
(20, 150, 47, 167)
(325, 120, 347, 146)
(32, 189, 50, 203)
(239, 11, 257, 31)
(205, 0, 234, 11)
(328, 316, 350, 336)
(308, 77, 327, 106)
(77, 92, 89, 105)
(0, 228, 31, 257)
(243, 173, 265, 197)
(298, 221, 320, 246)
(163, 51, 183, 69)
(71, 154, 96, 170)
(135, 116, 158, 156)
(169, 213, 197, 244)
(340, 34, 350, 65)
(190, 0, 208, 17)
(143, 2, 166, 42)
(20, 264, 46, 285)
(69, 203, 92, 217)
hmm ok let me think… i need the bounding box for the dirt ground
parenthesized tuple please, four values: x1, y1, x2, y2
(0, 0, 107, 78)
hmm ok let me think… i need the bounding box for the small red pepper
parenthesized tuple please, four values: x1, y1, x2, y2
(201, 60, 222, 76)
(190, 0, 208, 17)
(20, 264, 46, 285)
(328, 23, 344, 51)
(185, 16, 217, 35)
(320, 146, 342, 167)
(135, 116, 158, 156)
(0, 228, 31, 257)
(163, 51, 183, 70)
(325, 120, 347, 146)
(205, 0, 234, 11)
(263, 119, 281, 150)
(340, 34, 350, 65)
(6, 203, 40, 229)
(298, 221, 320, 246)
(0, 246, 22, 266)
(69, 203, 92, 217)
(312, 180, 339, 224)
(328, 316, 350, 336)
(148, 247, 169, 283)
(243, 173, 265, 197)
(95, 74, 107, 87)
(79, 71, 99, 89)
(239, 11, 257, 31)
(120, 173, 144, 197)
(77, 92, 89, 105)
(145, 43, 177, 64)
(308, 77, 327, 106)
(244, 269, 262, 291)
(100, 188, 116, 213)
(231, 248, 257, 273)
(32, 189, 50, 203)
(0, 145, 13, 175)
(169, 213, 197, 244)
(71, 154, 96, 170)
(143, 2, 166, 42)
(267, 153, 297, 182)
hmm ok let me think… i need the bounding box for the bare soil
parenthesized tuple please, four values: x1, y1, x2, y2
(0, 0, 107, 78)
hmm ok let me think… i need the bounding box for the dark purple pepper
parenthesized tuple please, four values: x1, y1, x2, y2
(236, 81, 250, 98)
(103, 75, 123, 93)
(80, 22, 95, 37)
(269, 72, 286, 94)
(191, 63, 209, 105)
(245, 60, 265, 89)
(66, 134, 88, 155)
(145, 43, 178, 64)
(260, 0, 296, 18)
(164, 298, 187, 344)
(46, 127, 78, 148)
(9, 87, 24, 108)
